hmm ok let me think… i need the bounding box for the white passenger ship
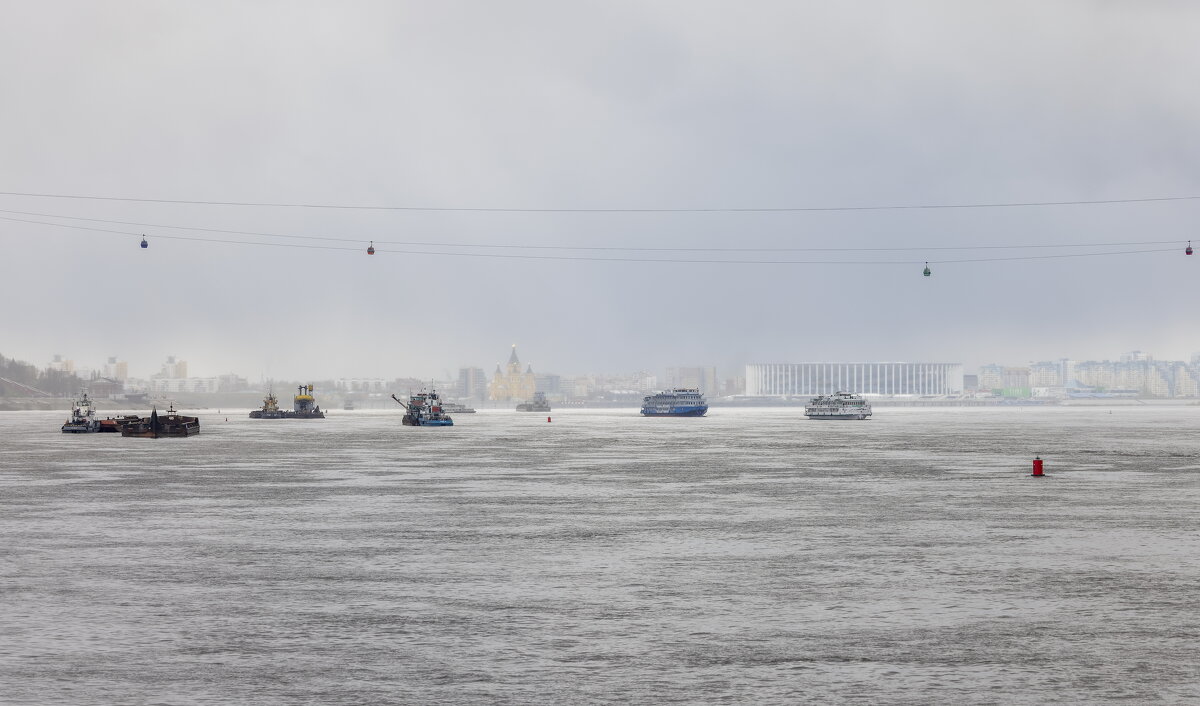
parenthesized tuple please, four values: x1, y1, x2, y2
(804, 391, 872, 420)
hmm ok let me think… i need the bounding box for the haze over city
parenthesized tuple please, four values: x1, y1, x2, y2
(4, 2, 1199, 380)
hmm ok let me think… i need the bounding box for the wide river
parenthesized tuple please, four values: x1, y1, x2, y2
(2, 406, 1198, 704)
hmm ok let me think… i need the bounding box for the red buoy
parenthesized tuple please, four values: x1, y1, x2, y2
(1031, 456, 1044, 477)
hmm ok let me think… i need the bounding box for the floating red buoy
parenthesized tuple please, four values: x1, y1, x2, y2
(1187, 240, 1193, 255)
(367, 241, 375, 255)
(1031, 456, 1044, 477)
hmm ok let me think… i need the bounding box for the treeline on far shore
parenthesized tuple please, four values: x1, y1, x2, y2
(0, 353, 85, 397)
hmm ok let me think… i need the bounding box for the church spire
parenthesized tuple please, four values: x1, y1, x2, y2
(508, 344, 520, 365)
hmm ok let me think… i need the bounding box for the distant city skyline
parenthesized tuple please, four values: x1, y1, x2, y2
(15, 345, 1200, 400)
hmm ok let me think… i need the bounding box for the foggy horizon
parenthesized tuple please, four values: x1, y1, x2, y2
(4, 2, 1199, 381)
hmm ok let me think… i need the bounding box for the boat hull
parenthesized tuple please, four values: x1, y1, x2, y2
(61, 422, 99, 433)
(120, 414, 201, 437)
(98, 416, 140, 432)
(805, 413, 871, 420)
(640, 406, 708, 417)
(249, 410, 285, 419)
(403, 416, 454, 427)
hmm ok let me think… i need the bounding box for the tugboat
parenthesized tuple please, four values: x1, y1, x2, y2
(61, 391, 100, 433)
(282, 385, 325, 419)
(248, 389, 285, 419)
(804, 391, 872, 420)
(516, 391, 551, 412)
(121, 405, 201, 438)
(391, 390, 454, 426)
(640, 388, 708, 417)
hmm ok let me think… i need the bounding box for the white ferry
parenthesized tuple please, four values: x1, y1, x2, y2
(641, 388, 708, 417)
(804, 391, 872, 420)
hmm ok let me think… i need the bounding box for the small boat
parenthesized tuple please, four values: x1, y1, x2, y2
(61, 391, 100, 433)
(121, 405, 201, 438)
(391, 390, 454, 426)
(804, 391, 872, 420)
(440, 401, 476, 414)
(516, 392, 551, 412)
(248, 389, 285, 418)
(640, 388, 708, 417)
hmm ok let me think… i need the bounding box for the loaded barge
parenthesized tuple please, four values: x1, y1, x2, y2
(121, 405, 201, 438)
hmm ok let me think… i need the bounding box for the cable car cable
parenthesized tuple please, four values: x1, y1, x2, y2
(0, 209, 1187, 254)
(0, 215, 1180, 265)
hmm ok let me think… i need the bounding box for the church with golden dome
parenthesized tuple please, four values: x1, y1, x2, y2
(489, 345, 537, 401)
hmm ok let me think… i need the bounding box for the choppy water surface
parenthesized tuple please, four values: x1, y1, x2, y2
(2, 406, 1199, 704)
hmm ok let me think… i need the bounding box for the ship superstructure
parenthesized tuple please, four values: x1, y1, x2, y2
(391, 390, 454, 426)
(804, 391, 872, 420)
(640, 388, 708, 417)
(286, 385, 325, 419)
(61, 391, 100, 433)
(248, 389, 285, 419)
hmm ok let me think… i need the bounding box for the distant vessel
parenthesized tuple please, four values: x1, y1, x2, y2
(391, 390, 454, 426)
(248, 390, 285, 419)
(804, 391, 872, 420)
(121, 405, 201, 438)
(516, 392, 551, 412)
(61, 391, 100, 433)
(98, 415, 142, 433)
(640, 388, 708, 417)
(285, 385, 325, 419)
(343, 399, 355, 411)
(440, 401, 476, 414)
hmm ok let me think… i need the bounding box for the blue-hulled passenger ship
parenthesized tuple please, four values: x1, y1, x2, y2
(640, 388, 708, 417)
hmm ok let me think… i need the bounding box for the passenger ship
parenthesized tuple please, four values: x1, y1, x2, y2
(804, 391, 872, 420)
(640, 388, 708, 417)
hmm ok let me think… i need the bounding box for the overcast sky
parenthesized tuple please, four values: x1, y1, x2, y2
(2, 1, 1199, 381)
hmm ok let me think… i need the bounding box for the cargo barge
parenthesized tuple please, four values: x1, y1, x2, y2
(120, 405, 201, 438)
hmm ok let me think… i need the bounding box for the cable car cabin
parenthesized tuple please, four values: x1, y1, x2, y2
(140, 236, 148, 248)
(1187, 241, 1193, 255)
(367, 241, 375, 255)
(923, 263, 931, 277)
